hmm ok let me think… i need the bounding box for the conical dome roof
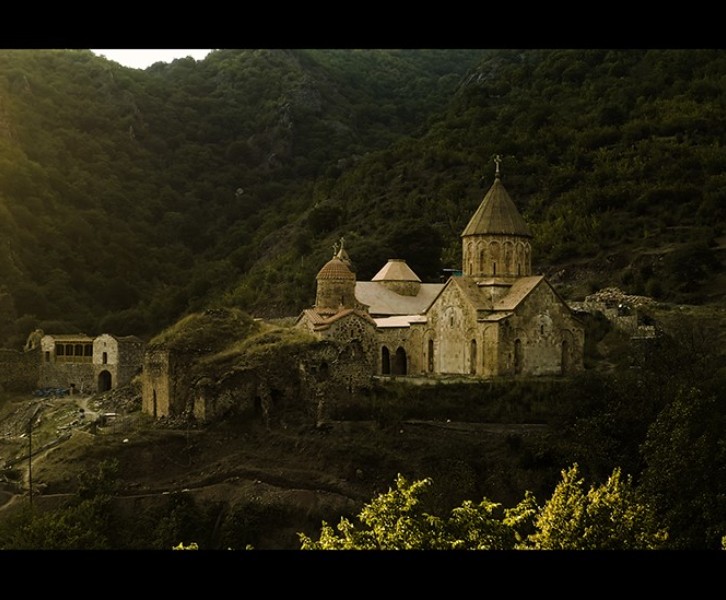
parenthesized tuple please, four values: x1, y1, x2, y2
(461, 177, 531, 238)
(316, 256, 355, 281)
(372, 259, 421, 282)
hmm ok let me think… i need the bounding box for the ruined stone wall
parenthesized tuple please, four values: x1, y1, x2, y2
(317, 314, 377, 372)
(38, 362, 95, 392)
(116, 341, 145, 387)
(189, 339, 374, 426)
(141, 349, 190, 418)
(0, 348, 40, 392)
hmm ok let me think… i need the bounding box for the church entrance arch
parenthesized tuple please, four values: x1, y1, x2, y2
(393, 347, 408, 375)
(98, 370, 112, 392)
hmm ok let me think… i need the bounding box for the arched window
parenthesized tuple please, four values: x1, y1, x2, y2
(381, 346, 391, 375)
(470, 339, 477, 375)
(514, 339, 523, 375)
(428, 339, 434, 373)
(394, 347, 408, 376)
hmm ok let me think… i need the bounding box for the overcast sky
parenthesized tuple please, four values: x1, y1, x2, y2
(91, 49, 212, 70)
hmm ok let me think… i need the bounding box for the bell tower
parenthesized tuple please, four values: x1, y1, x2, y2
(461, 156, 532, 278)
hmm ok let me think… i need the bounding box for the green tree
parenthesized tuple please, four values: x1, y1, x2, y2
(639, 387, 726, 549)
(527, 464, 667, 550)
(299, 474, 525, 550)
(300, 466, 667, 550)
(0, 459, 120, 550)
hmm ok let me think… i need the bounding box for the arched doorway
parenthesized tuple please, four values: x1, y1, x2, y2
(381, 346, 391, 375)
(427, 339, 434, 373)
(393, 347, 408, 375)
(470, 339, 477, 375)
(98, 370, 112, 392)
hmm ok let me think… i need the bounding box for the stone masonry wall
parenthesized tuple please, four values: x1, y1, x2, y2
(0, 348, 40, 392)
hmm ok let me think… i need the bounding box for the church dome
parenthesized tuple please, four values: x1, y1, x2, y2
(316, 257, 355, 281)
(461, 176, 531, 238)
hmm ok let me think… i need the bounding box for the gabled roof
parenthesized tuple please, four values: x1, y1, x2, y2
(492, 276, 545, 310)
(372, 259, 421, 283)
(299, 308, 377, 332)
(461, 177, 531, 238)
(355, 282, 444, 316)
(42, 334, 94, 342)
(431, 275, 546, 314)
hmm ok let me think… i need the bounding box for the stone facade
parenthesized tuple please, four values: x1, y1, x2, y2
(296, 167, 585, 380)
(141, 348, 186, 418)
(39, 333, 145, 393)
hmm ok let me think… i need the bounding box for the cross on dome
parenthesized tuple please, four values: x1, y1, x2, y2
(494, 154, 502, 179)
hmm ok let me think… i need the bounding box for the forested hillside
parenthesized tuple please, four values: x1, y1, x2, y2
(0, 48, 489, 346)
(0, 49, 724, 348)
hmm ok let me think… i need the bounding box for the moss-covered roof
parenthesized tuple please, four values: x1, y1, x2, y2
(147, 307, 260, 353)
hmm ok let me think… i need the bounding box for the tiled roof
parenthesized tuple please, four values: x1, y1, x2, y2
(374, 315, 428, 328)
(461, 177, 532, 238)
(492, 276, 544, 310)
(42, 334, 94, 342)
(316, 256, 355, 281)
(300, 308, 377, 330)
(444, 275, 544, 313)
(355, 282, 444, 316)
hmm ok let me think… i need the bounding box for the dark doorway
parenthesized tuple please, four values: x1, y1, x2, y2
(470, 339, 477, 375)
(393, 347, 407, 375)
(98, 370, 112, 392)
(381, 346, 391, 375)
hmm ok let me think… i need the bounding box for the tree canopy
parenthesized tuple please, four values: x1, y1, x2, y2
(299, 465, 668, 550)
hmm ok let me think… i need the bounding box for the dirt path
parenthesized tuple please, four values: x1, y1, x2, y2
(0, 395, 97, 511)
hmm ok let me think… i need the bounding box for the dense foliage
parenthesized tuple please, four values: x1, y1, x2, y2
(0, 49, 724, 349)
(0, 48, 488, 347)
(299, 465, 667, 550)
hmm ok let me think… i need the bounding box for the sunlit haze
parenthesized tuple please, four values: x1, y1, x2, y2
(91, 49, 212, 70)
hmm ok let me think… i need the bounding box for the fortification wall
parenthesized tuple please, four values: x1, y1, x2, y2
(0, 348, 39, 392)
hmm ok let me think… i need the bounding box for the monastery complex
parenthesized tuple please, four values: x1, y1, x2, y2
(296, 164, 585, 379)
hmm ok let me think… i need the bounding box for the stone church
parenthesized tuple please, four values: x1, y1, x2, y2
(295, 163, 585, 378)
